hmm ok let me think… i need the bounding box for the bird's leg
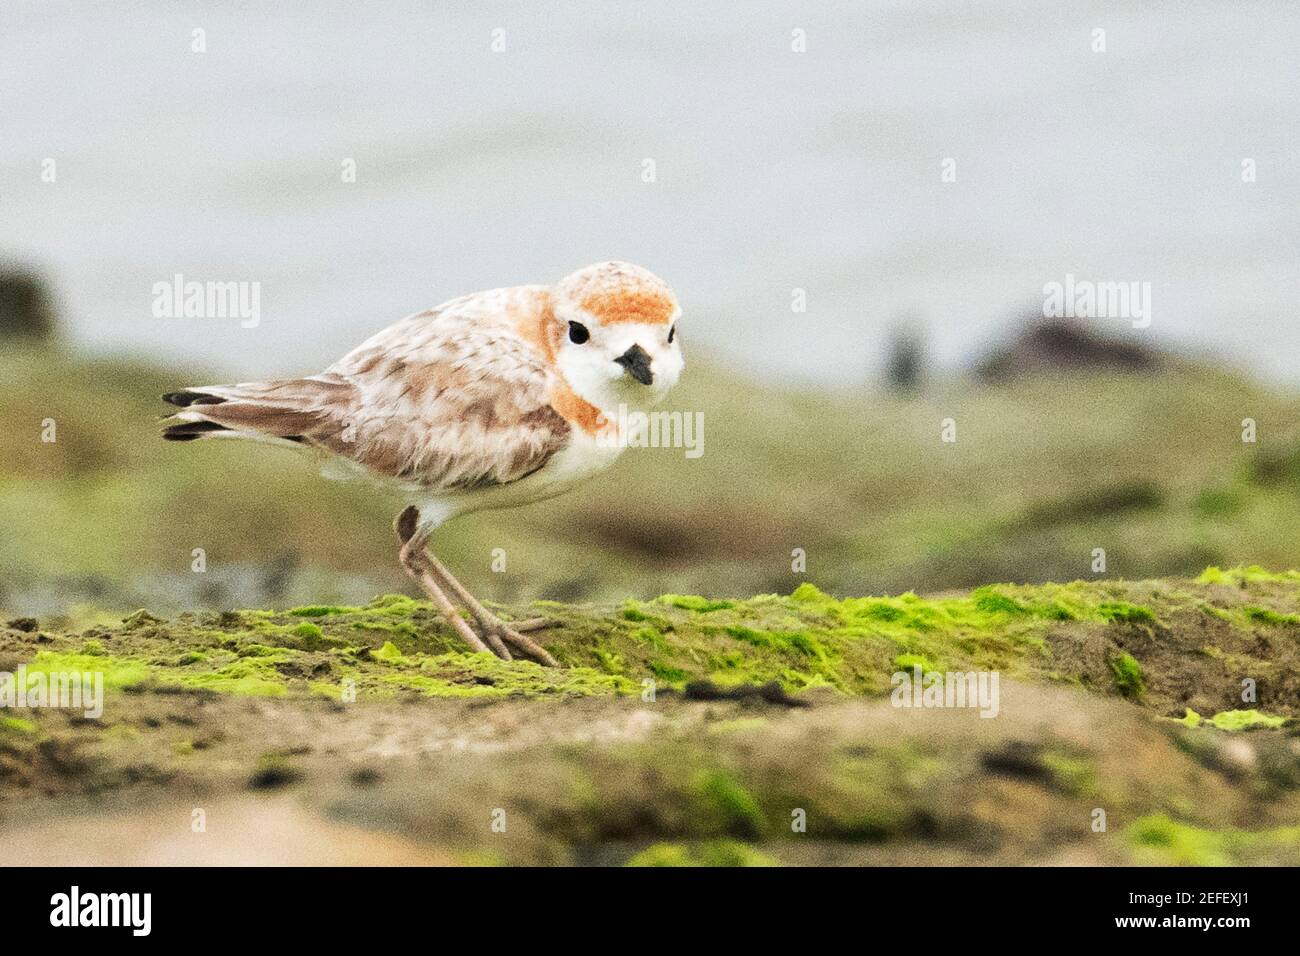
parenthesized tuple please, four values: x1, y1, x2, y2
(421, 552, 560, 668)
(394, 507, 511, 660)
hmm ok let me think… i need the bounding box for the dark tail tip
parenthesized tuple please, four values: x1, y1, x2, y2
(162, 420, 230, 442)
(163, 390, 225, 408)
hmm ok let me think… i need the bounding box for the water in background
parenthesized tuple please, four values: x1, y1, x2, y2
(1, 0, 1297, 386)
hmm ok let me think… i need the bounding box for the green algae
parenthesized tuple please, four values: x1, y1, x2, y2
(722, 625, 826, 660)
(620, 600, 670, 628)
(625, 840, 777, 867)
(23, 652, 151, 690)
(1109, 652, 1144, 698)
(1178, 708, 1289, 731)
(1, 715, 38, 734)
(13, 566, 1300, 710)
(659, 595, 735, 613)
(234, 643, 279, 658)
(1040, 751, 1099, 797)
(971, 588, 1027, 616)
(593, 648, 626, 674)
(557, 737, 946, 850)
(365, 595, 424, 616)
(1181, 599, 1286, 632)
(121, 609, 163, 629)
(350, 618, 421, 641)
(892, 653, 933, 673)
(1197, 603, 1234, 622)
(791, 583, 827, 602)
(1198, 565, 1300, 586)
(372, 641, 407, 664)
(363, 646, 632, 700)
(1126, 814, 1300, 866)
(179, 657, 286, 696)
(1208, 709, 1289, 730)
(1244, 606, 1300, 626)
(1096, 602, 1156, 625)
(692, 770, 766, 838)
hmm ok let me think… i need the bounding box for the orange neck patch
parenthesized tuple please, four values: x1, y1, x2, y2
(513, 292, 606, 437)
(548, 379, 609, 437)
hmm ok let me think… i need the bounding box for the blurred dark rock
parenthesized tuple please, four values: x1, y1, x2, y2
(261, 550, 300, 602)
(975, 318, 1157, 382)
(0, 269, 58, 341)
(1247, 443, 1300, 488)
(885, 323, 926, 394)
(682, 679, 810, 708)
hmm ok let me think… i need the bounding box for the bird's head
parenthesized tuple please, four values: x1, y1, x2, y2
(548, 261, 683, 413)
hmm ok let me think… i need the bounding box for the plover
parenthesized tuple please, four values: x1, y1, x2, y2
(161, 261, 684, 665)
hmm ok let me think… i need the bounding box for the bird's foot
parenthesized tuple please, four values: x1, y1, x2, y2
(393, 505, 557, 666)
(508, 617, 551, 632)
(474, 617, 559, 667)
(475, 625, 514, 661)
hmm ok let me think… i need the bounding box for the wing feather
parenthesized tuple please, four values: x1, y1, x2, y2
(163, 290, 571, 492)
(321, 306, 571, 489)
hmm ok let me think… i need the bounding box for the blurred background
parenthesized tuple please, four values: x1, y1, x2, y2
(2, 0, 1298, 614)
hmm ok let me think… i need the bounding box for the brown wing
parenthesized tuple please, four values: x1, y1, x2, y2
(163, 301, 571, 491)
(323, 307, 571, 489)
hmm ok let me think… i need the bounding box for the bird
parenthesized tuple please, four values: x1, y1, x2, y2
(160, 261, 684, 666)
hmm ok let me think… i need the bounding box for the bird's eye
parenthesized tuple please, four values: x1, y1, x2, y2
(667, 323, 676, 344)
(568, 321, 590, 344)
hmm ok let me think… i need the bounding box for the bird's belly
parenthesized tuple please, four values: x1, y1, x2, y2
(446, 432, 624, 514)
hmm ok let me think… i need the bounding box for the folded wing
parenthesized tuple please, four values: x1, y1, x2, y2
(162, 310, 571, 492)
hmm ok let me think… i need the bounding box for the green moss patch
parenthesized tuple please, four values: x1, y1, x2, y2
(1109, 653, 1144, 699)
(10, 568, 1300, 714)
(658, 595, 735, 613)
(1, 715, 38, 735)
(625, 840, 776, 867)
(1177, 708, 1289, 731)
(1127, 814, 1300, 866)
(1198, 566, 1300, 586)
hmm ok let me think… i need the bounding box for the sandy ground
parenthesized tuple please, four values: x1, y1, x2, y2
(3, 795, 453, 866)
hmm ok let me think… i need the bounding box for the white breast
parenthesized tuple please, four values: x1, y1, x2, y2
(419, 428, 625, 525)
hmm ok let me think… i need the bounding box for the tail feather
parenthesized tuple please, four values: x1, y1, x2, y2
(159, 377, 355, 447)
(161, 420, 231, 442)
(162, 390, 227, 408)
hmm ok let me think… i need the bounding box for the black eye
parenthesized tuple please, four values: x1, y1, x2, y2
(568, 321, 589, 344)
(667, 323, 676, 344)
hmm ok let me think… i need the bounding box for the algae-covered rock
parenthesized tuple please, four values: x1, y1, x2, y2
(6, 568, 1300, 717)
(4, 568, 1300, 866)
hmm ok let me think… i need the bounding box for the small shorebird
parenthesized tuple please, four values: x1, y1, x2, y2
(161, 261, 683, 666)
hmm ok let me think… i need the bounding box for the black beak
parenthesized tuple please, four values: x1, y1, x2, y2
(615, 344, 654, 385)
